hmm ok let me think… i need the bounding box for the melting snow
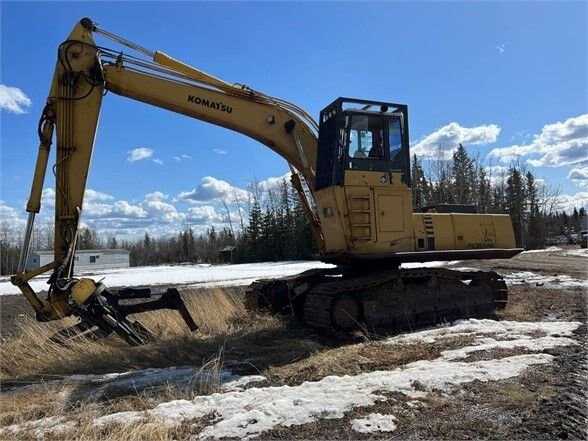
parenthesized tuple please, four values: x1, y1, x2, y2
(560, 248, 588, 258)
(0, 416, 76, 439)
(502, 271, 588, 288)
(351, 413, 397, 433)
(3, 365, 266, 401)
(91, 319, 582, 440)
(0, 261, 334, 296)
(385, 318, 581, 346)
(521, 246, 563, 254)
(400, 260, 460, 269)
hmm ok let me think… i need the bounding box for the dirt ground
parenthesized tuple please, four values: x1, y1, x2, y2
(0, 247, 586, 440)
(467, 246, 587, 279)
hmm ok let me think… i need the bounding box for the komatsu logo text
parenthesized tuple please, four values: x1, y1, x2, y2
(187, 95, 233, 113)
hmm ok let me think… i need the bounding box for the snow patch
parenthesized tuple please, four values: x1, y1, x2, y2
(441, 336, 577, 360)
(560, 248, 588, 258)
(0, 416, 76, 438)
(5, 366, 266, 401)
(400, 260, 460, 269)
(93, 351, 563, 439)
(90, 319, 581, 439)
(0, 261, 334, 296)
(351, 413, 397, 433)
(385, 319, 582, 346)
(521, 246, 562, 254)
(502, 271, 588, 288)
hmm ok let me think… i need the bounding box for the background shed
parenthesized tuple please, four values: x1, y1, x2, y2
(26, 249, 130, 272)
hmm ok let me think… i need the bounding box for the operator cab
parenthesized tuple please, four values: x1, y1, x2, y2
(315, 98, 411, 190)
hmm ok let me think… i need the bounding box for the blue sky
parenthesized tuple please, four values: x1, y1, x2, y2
(1, 1, 587, 239)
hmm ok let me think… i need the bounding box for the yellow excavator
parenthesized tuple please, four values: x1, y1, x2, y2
(11, 18, 522, 345)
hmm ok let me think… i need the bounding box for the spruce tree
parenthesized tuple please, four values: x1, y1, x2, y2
(451, 144, 475, 204)
(505, 167, 526, 247)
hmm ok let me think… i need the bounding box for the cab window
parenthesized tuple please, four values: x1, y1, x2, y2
(348, 115, 385, 160)
(389, 118, 402, 162)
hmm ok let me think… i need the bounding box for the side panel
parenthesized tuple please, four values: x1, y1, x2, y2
(492, 214, 518, 248)
(412, 214, 428, 251)
(314, 187, 350, 253)
(377, 195, 404, 232)
(409, 213, 517, 253)
(430, 214, 456, 251)
(451, 214, 496, 249)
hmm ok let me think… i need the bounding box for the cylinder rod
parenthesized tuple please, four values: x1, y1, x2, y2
(17, 212, 36, 273)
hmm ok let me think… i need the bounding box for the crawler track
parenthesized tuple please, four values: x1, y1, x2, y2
(246, 267, 508, 332)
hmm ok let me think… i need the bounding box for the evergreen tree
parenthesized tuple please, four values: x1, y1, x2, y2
(411, 154, 429, 208)
(477, 166, 492, 213)
(505, 167, 526, 247)
(244, 197, 262, 261)
(526, 171, 544, 249)
(451, 144, 475, 204)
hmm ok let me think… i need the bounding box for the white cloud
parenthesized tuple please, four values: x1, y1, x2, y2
(186, 205, 222, 225)
(177, 177, 249, 203)
(41, 188, 56, 208)
(113, 201, 148, 218)
(412, 122, 500, 160)
(85, 189, 114, 202)
(487, 114, 588, 167)
(142, 192, 183, 223)
(127, 147, 154, 162)
(258, 172, 291, 193)
(496, 43, 507, 54)
(555, 192, 588, 212)
(0, 84, 31, 114)
(174, 154, 192, 162)
(568, 166, 588, 189)
(144, 191, 167, 202)
(214, 148, 227, 155)
(152, 158, 164, 165)
(83, 199, 147, 219)
(0, 200, 24, 223)
(486, 165, 509, 176)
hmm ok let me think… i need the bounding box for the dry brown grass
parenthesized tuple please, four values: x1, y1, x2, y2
(498, 284, 587, 322)
(0, 286, 251, 380)
(266, 334, 475, 386)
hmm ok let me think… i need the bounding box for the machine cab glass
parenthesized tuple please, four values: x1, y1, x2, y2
(315, 98, 411, 190)
(344, 110, 407, 174)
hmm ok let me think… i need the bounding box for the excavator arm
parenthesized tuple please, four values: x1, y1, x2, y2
(11, 18, 324, 342)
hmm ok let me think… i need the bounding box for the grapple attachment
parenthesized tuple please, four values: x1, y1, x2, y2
(50, 279, 198, 346)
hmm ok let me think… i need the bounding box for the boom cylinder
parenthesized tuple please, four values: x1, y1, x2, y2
(26, 107, 54, 213)
(17, 212, 36, 273)
(18, 110, 55, 272)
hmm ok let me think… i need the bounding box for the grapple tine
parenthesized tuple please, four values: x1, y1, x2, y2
(165, 288, 199, 332)
(113, 287, 199, 333)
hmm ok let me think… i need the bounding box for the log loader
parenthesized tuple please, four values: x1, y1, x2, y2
(11, 18, 522, 345)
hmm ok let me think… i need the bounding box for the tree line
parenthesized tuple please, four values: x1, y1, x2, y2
(1, 148, 586, 275)
(117, 179, 317, 266)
